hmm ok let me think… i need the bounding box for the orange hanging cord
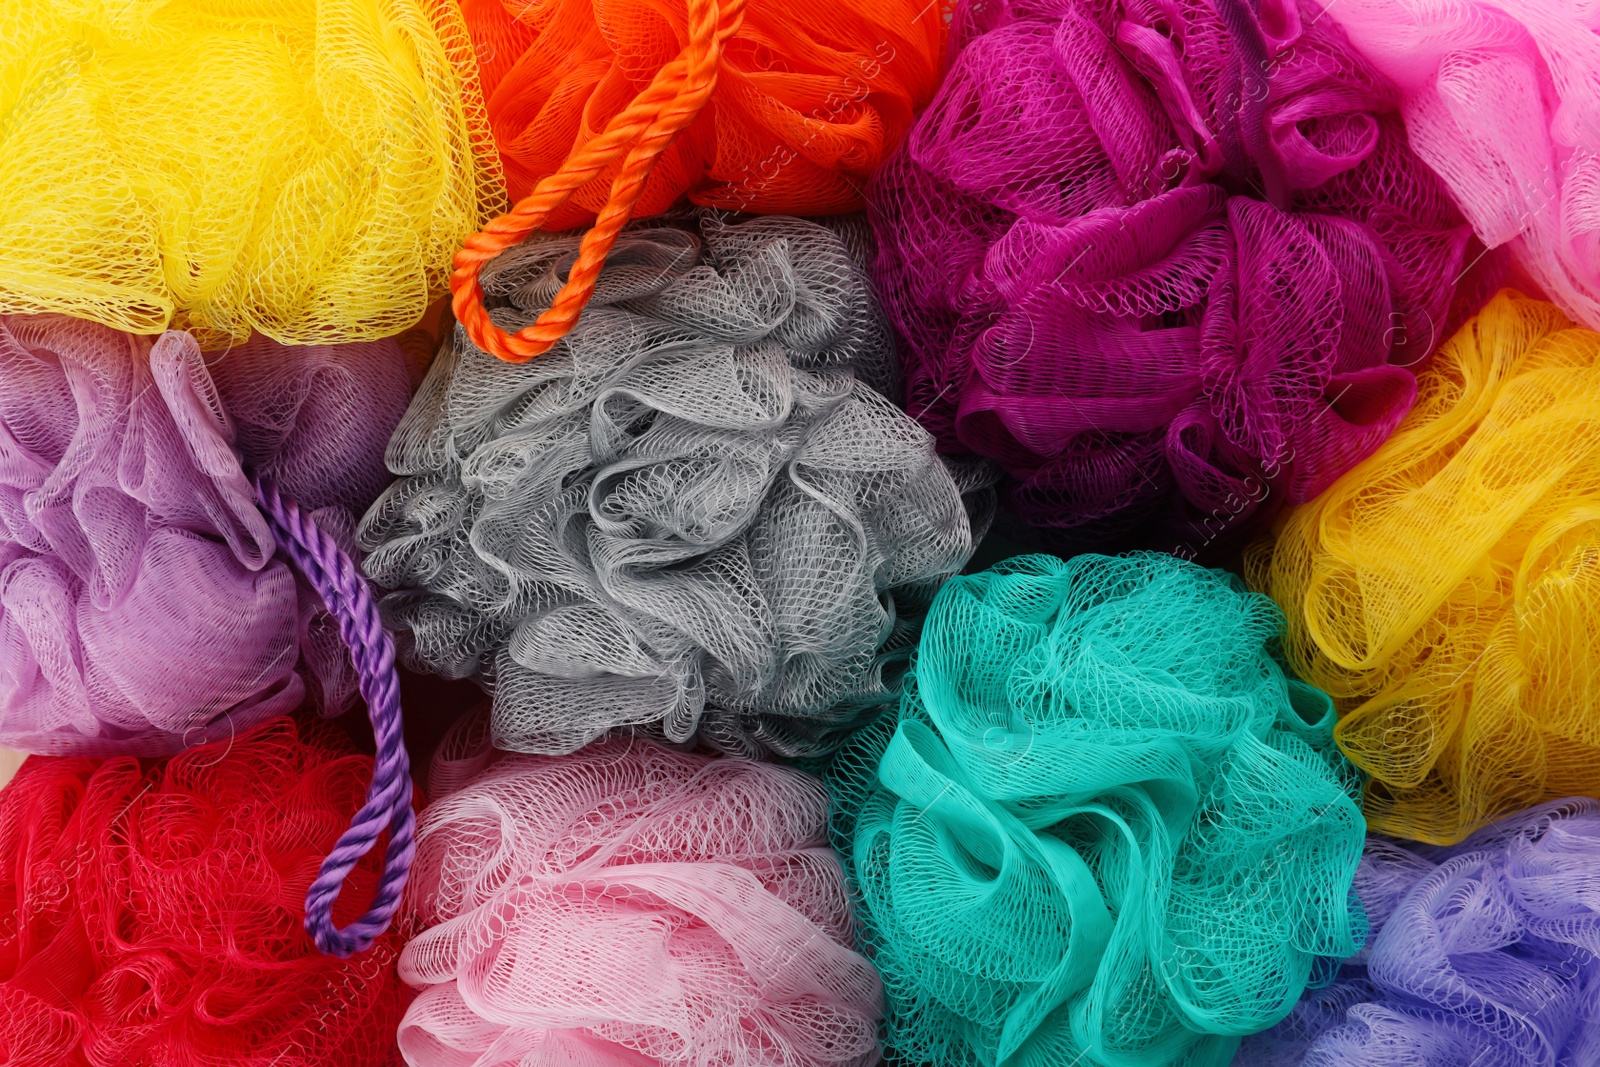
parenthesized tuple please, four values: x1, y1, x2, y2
(450, 0, 748, 363)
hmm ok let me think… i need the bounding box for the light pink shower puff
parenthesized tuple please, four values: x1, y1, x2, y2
(0, 316, 413, 755)
(1321, 0, 1600, 328)
(397, 718, 883, 1067)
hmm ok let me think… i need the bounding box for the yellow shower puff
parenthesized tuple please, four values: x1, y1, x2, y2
(0, 0, 504, 347)
(1247, 290, 1600, 844)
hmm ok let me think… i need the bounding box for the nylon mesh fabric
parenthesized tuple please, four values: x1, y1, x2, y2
(827, 552, 1367, 1067)
(0, 316, 414, 755)
(360, 211, 992, 758)
(0, 0, 504, 347)
(1248, 290, 1600, 844)
(396, 713, 882, 1066)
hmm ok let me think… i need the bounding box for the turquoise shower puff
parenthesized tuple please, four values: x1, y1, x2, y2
(828, 552, 1367, 1067)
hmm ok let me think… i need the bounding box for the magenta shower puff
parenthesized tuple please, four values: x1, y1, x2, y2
(872, 0, 1500, 554)
(0, 316, 413, 754)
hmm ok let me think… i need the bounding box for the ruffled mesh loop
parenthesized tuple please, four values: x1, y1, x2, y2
(445, 0, 949, 362)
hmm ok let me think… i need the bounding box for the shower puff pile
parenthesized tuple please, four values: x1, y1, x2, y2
(1238, 798, 1600, 1067)
(0, 315, 415, 754)
(361, 212, 989, 758)
(0, 716, 408, 1067)
(827, 552, 1367, 1067)
(872, 0, 1494, 553)
(0, 0, 502, 346)
(459, 0, 944, 213)
(396, 719, 882, 1066)
(1324, 0, 1600, 333)
(1249, 291, 1600, 844)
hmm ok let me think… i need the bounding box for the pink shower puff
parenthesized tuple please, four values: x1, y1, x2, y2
(396, 715, 883, 1067)
(1322, 0, 1600, 331)
(0, 316, 413, 755)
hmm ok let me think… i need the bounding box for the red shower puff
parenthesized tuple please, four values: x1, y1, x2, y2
(0, 717, 406, 1066)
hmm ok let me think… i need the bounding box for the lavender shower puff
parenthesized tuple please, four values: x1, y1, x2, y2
(0, 316, 414, 754)
(1238, 798, 1600, 1067)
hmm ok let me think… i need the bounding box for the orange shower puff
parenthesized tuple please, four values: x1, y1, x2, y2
(1248, 291, 1600, 844)
(461, 0, 942, 214)
(449, 0, 946, 361)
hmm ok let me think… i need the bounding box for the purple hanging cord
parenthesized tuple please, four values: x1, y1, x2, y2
(252, 474, 416, 958)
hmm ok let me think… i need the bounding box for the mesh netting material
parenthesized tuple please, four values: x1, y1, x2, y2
(458, 0, 944, 213)
(0, 315, 415, 755)
(1237, 797, 1600, 1067)
(826, 552, 1367, 1067)
(396, 714, 882, 1067)
(1247, 290, 1600, 846)
(0, 0, 503, 347)
(359, 211, 991, 758)
(0, 715, 407, 1067)
(1322, 0, 1600, 334)
(870, 0, 1500, 555)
